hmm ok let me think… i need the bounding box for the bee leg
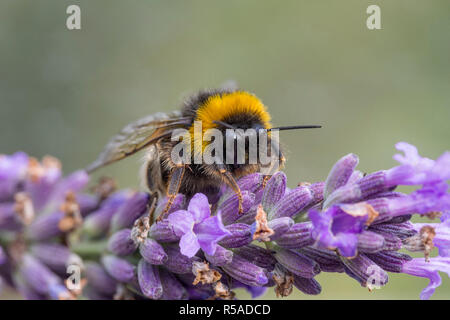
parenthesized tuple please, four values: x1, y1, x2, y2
(262, 175, 271, 188)
(261, 152, 285, 188)
(156, 165, 186, 222)
(147, 192, 159, 225)
(218, 168, 243, 214)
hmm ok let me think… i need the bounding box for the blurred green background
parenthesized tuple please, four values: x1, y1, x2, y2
(1, 0, 449, 299)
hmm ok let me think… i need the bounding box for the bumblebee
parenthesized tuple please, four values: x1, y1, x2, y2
(86, 88, 320, 221)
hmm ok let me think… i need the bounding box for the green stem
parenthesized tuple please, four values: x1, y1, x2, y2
(71, 240, 108, 259)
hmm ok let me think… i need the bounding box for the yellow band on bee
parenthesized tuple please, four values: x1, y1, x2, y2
(189, 91, 272, 152)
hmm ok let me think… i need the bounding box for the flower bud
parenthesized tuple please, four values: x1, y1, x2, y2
(13, 274, 45, 300)
(82, 191, 129, 237)
(369, 221, 417, 239)
(164, 245, 198, 274)
(148, 220, 179, 242)
(101, 255, 135, 283)
(160, 268, 188, 300)
(45, 170, 89, 211)
(341, 254, 388, 288)
(324, 171, 391, 208)
(107, 228, 138, 256)
(267, 217, 294, 241)
(19, 254, 60, 295)
(23, 157, 61, 211)
(27, 211, 65, 241)
(30, 243, 82, 274)
(365, 251, 412, 273)
(356, 231, 385, 253)
(0, 202, 22, 231)
(269, 186, 313, 220)
(204, 245, 233, 266)
(221, 254, 268, 287)
(378, 232, 403, 251)
(85, 262, 118, 296)
(139, 238, 167, 265)
(308, 182, 325, 207)
(219, 223, 252, 248)
(275, 222, 314, 249)
(111, 192, 148, 231)
(0, 246, 5, 266)
(324, 153, 359, 199)
(0, 152, 28, 202)
(77, 194, 99, 217)
(137, 259, 162, 299)
(233, 245, 277, 271)
(293, 275, 322, 295)
(154, 194, 186, 218)
(261, 172, 287, 213)
(274, 248, 320, 279)
(299, 247, 344, 273)
(219, 191, 254, 225)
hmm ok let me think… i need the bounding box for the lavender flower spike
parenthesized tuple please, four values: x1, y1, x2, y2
(167, 193, 231, 258)
(0, 143, 449, 300)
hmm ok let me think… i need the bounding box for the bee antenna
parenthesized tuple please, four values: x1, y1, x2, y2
(267, 125, 322, 132)
(213, 120, 236, 130)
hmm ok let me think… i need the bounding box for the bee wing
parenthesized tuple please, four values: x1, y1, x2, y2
(86, 111, 191, 173)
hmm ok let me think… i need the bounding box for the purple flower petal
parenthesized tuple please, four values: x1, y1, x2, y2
(187, 193, 210, 223)
(195, 214, 231, 256)
(389, 142, 450, 186)
(167, 210, 195, 237)
(309, 206, 369, 258)
(179, 230, 201, 258)
(402, 257, 450, 299)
